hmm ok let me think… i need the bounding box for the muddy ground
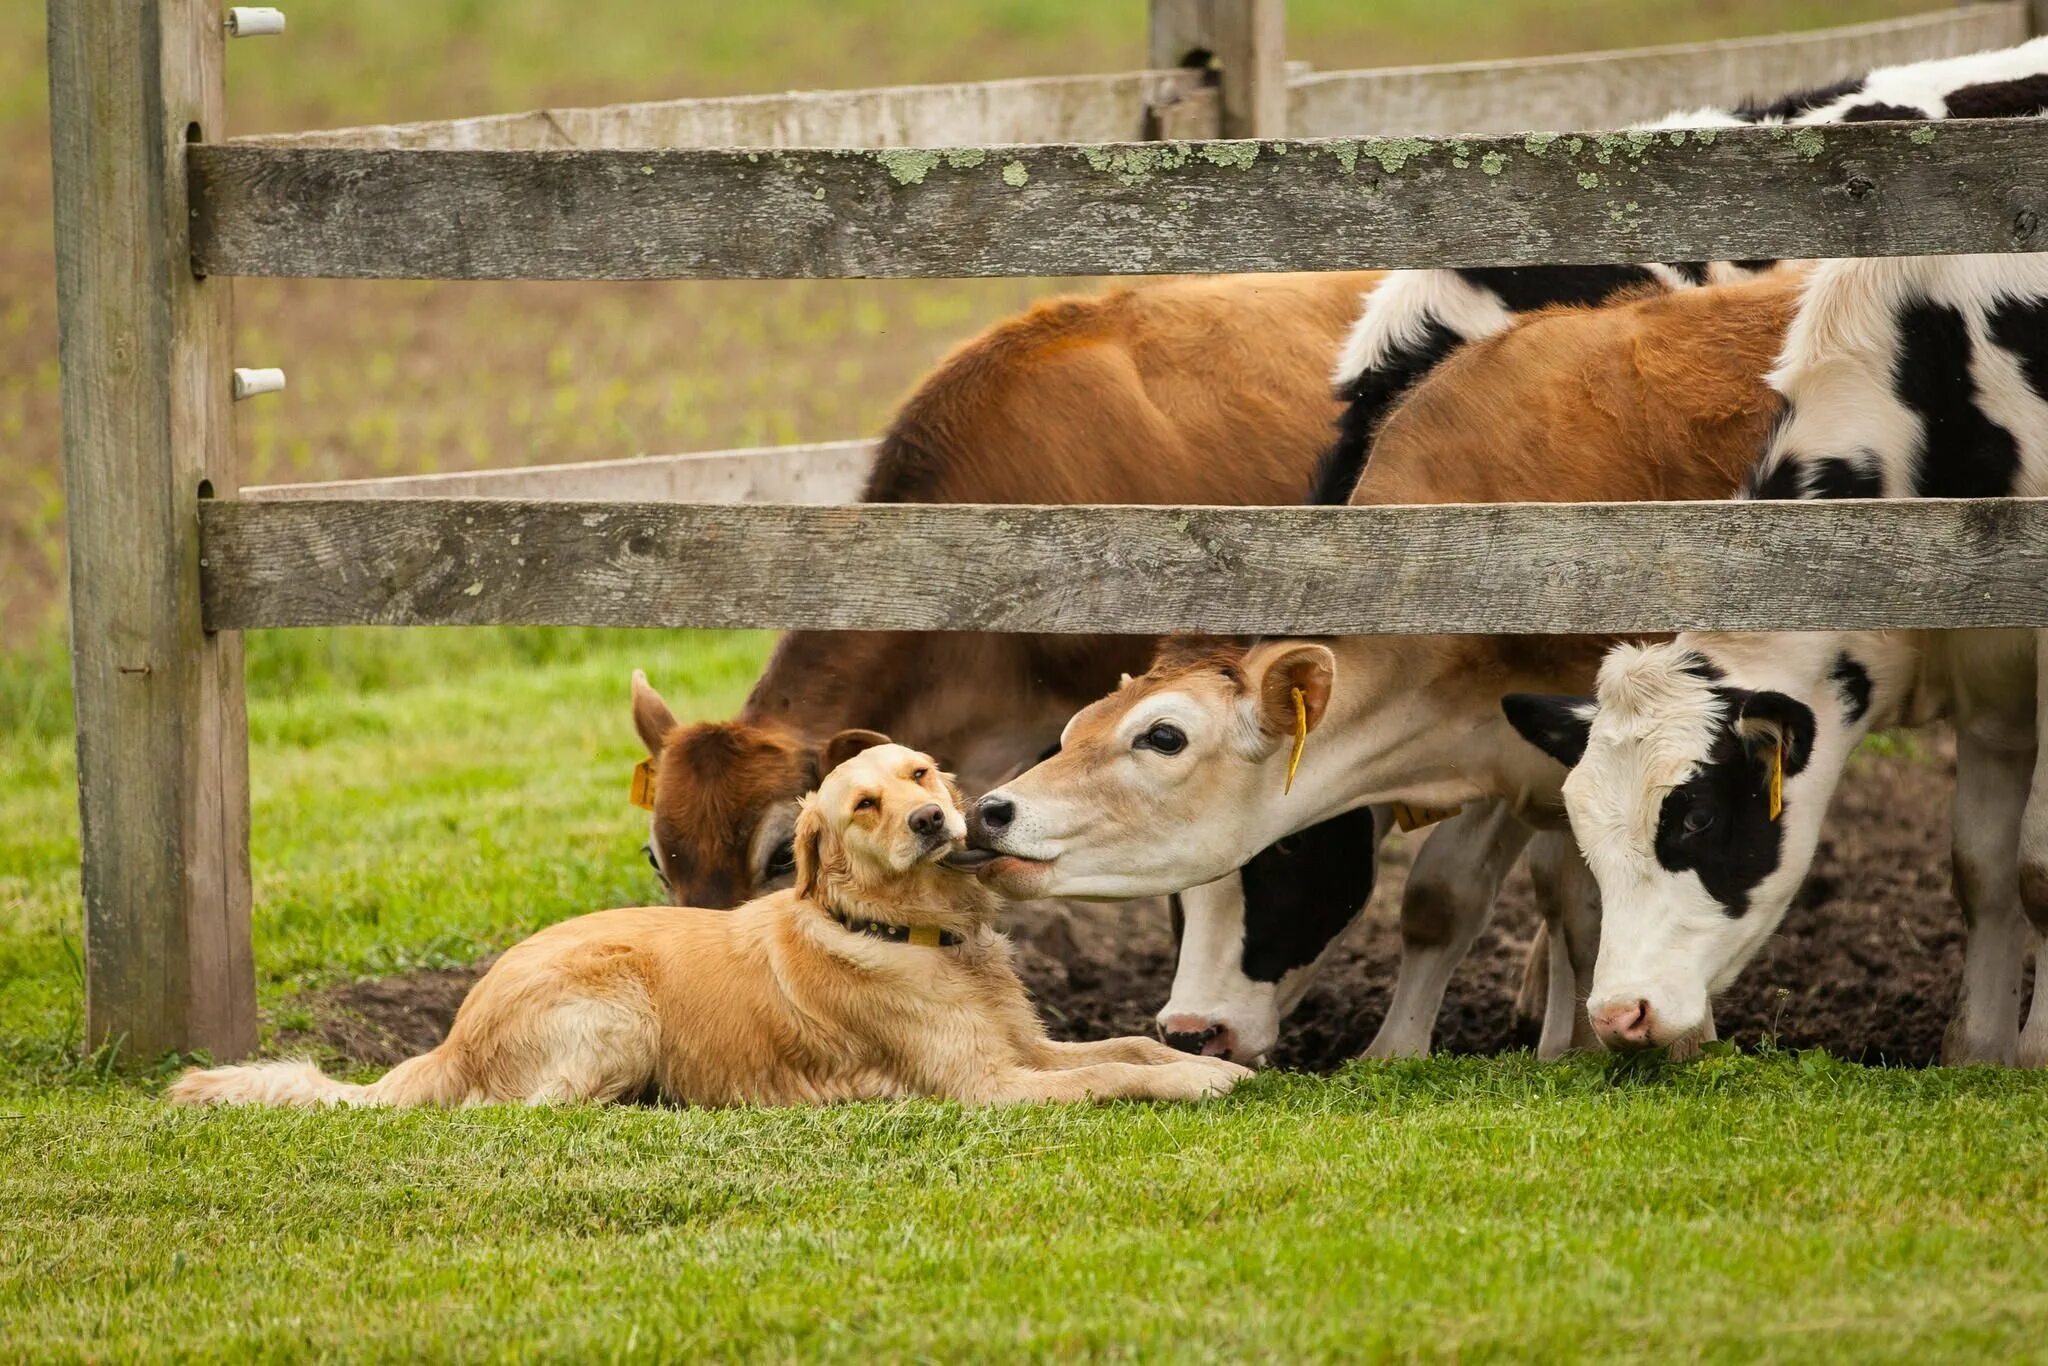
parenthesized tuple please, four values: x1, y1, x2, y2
(279, 733, 2009, 1072)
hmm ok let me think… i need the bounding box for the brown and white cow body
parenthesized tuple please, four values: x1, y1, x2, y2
(969, 272, 1805, 1057)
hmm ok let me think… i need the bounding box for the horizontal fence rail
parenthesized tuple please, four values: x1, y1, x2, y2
(190, 117, 2048, 281)
(200, 497, 2048, 636)
(1288, 6, 2028, 137)
(243, 440, 873, 503)
(226, 10, 2020, 155)
(230, 71, 1219, 151)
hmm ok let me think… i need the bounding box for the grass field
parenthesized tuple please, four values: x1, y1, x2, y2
(8, 0, 2044, 1358)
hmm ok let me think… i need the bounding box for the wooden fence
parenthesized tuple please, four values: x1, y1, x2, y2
(45, 0, 2048, 1060)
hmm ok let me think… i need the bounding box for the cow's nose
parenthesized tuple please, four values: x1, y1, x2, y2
(1591, 998, 1656, 1050)
(908, 803, 945, 838)
(976, 795, 1015, 833)
(1161, 1020, 1235, 1058)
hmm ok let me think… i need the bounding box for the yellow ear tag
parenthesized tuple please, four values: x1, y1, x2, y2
(1767, 737, 1784, 822)
(629, 758, 656, 811)
(908, 925, 943, 948)
(1393, 803, 1466, 833)
(1284, 687, 1308, 795)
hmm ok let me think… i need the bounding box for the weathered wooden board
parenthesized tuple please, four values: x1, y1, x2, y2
(244, 440, 873, 504)
(189, 117, 2048, 281)
(230, 70, 1219, 151)
(200, 498, 2048, 635)
(50, 0, 254, 1060)
(1290, 6, 2029, 138)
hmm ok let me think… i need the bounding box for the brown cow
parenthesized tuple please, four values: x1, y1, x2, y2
(967, 270, 1806, 1059)
(631, 271, 1383, 909)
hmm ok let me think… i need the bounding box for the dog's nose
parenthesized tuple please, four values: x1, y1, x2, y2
(908, 803, 946, 838)
(977, 795, 1015, 832)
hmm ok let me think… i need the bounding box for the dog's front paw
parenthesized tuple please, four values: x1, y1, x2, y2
(1173, 1058, 1249, 1099)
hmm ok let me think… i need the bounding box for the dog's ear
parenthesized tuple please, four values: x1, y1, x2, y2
(819, 728, 890, 777)
(792, 795, 827, 901)
(631, 669, 679, 757)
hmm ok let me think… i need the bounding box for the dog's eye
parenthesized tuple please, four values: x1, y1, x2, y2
(765, 839, 796, 877)
(855, 796, 877, 811)
(911, 767, 928, 782)
(1133, 722, 1187, 756)
(643, 844, 670, 888)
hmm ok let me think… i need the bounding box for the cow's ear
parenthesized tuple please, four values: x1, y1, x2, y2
(1734, 691, 1817, 778)
(631, 669, 679, 756)
(1502, 693, 1596, 769)
(819, 728, 890, 777)
(1246, 642, 1336, 737)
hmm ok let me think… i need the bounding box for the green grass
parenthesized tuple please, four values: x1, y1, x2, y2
(6, 1055, 2048, 1359)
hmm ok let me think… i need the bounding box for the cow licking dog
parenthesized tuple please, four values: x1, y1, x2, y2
(1505, 253, 2048, 1066)
(171, 741, 1249, 1109)
(968, 273, 1806, 1063)
(627, 269, 1582, 1064)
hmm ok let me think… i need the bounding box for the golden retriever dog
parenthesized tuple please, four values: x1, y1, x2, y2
(168, 739, 1249, 1109)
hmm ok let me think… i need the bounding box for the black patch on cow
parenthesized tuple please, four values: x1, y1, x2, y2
(1668, 261, 1710, 286)
(1893, 301, 2022, 498)
(1456, 264, 1654, 312)
(1236, 806, 1380, 982)
(1501, 693, 1595, 769)
(1653, 688, 1816, 917)
(1734, 75, 1865, 123)
(1308, 318, 1461, 505)
(1809, 454, 1885, 500)
(1677, 653, 1725, 685)
(1746, 457, 1807, 501)
(1944, 75, 2048, 121)
(1167, 892, 1185, 950)
(1987, 295, 2048, 402)
(1730, 259, 1780, 275)
(1838, 101, 1926, 123)
(1829, 653, 1873, 725)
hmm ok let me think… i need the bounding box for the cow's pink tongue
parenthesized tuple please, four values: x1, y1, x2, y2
(939, 848, 1000, 871)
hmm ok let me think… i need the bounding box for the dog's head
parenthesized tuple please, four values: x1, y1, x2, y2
(792, 739, 991, 926)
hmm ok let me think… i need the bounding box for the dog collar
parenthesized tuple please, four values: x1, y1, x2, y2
(831, 911, 962, 948)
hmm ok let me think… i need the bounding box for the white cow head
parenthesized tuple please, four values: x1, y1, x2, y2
(1502, 634, 1880, 1052)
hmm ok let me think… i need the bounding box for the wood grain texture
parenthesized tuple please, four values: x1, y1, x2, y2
(200, 498, 2048, 635)
(1149, 0, 1287, 138)
(189, 116, 2048, 281)
(50, 0, 254, 1060)
(243, 440, 873, 504)
(1289, 7, 2028, 137)
(230, 70, 1219, 151)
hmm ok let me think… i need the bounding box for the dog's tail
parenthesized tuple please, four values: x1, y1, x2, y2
(166, 1047, 472, 1109)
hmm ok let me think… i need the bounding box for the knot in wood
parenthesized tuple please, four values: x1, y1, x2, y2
(2014, 208, 2041, 245)
(1844, 176, 1875, 201)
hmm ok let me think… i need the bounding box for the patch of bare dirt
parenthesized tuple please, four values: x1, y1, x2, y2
(275, 738, 1978, 1072)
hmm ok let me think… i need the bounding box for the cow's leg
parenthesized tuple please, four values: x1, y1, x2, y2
(1528, 833, 1603, 1059)
(1946, 729, 2034, 1067)
(2018, 632, 2048, 1068)
(1365, 801, 1531, 1060)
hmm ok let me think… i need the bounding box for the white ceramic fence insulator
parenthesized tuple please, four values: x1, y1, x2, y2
(227, 7, 286, 37)
(231, 368, 287, 400)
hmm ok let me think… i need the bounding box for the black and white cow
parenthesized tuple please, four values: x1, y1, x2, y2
(1163, 36, 2048, 1065)
(1505, 252, 2048, 1065)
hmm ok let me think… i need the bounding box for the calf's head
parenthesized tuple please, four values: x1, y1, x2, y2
(968, 640, 1337, 900)
(1504, 636, 1870, 1052)
(631, 670, 889, 908)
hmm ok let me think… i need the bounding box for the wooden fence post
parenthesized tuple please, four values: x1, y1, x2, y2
(1148, 0, 1287, 137)
(47, 0, 255, 1061)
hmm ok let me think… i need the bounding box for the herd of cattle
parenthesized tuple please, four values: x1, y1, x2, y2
(630, 38, 2048, 1071)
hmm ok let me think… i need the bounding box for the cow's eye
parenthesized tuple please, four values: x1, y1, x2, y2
(765, 839, 796, 877)
(1681, 805, 1716, 837)
(1133, 722, 1187, 755)
(644, 844, 670, 888)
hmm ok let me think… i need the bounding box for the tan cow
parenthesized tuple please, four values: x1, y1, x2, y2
(966, 271, 1805, 1057)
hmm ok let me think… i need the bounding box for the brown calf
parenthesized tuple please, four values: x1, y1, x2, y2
(633, 271, 1381, 908)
